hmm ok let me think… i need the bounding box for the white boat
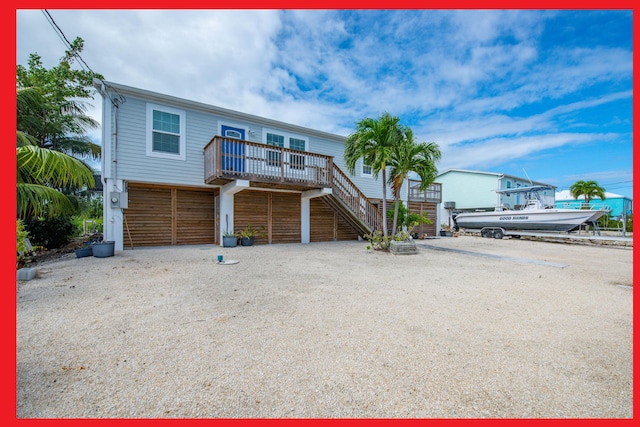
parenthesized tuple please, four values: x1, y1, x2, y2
(453, 185, 607, 235)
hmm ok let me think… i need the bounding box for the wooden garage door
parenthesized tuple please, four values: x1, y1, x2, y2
(271, 192, 301, 244)
(234, 190, 301, 244)
(124, 185, 215, 247)
(234, 190, 269, 245)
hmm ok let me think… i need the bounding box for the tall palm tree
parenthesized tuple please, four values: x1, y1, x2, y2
(569, 180, 606, 207)
(17, 87, 96, 218)
(387, 127, 441, 236)
(344, 112, 403, 237)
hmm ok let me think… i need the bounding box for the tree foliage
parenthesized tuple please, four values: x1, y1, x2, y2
(569, 180, 606, 206)
(344, 113, 441, 241)
(344, 112, 403, 237)
(16, 37, 102, 219)
(16, 37, 103, 159)
(387, 127, 441, 236)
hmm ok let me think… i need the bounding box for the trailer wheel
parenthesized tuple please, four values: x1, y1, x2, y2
(481, 229, 492, 238)
(493, 229, 504, 239)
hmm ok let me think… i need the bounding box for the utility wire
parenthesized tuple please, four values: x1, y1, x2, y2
(41, 9, 126, 107)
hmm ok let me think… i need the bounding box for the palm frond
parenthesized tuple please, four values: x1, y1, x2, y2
(17, 145, 95, 189)
(16, 183, 77, 218)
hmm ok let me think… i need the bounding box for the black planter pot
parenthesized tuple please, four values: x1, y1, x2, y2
(240, 236, 255, 246)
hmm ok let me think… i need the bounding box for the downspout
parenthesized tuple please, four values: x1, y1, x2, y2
(95, 82, 120, 243)
(95, 81, 119, 187)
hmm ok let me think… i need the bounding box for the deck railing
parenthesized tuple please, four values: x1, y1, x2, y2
(331, 166, 383, 232)
(204, 136, 384, 234)
(204, 136, 333, 187)
(408, 179, 442, 203)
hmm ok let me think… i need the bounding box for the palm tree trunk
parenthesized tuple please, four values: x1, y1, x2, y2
(392, 198, 400, 238)
(381, 168, 388, 237)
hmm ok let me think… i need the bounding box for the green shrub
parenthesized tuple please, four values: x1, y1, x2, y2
(24, 216, 75, 249)
(16, 220, 34, 268)
(363, 230, 392, 251)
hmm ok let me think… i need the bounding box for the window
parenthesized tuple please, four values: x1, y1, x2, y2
(146, 104, 186, 160)
(266, 133, 284, 167)
(262, 130, 309, 169)
(225, 129, 242, 139)
(289, 137, 305, 170)
(362, 160, 372, 176)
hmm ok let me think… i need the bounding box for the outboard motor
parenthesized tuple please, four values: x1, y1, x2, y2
(451, 213, 460, 232)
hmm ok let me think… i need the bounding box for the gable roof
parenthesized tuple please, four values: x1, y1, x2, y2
(94, 79, 347, 143)
(436, 168, 555, 189)
(555, 189, 626, 200)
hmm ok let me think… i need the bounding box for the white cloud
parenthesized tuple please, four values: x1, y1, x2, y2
(16, 9, 632, 197)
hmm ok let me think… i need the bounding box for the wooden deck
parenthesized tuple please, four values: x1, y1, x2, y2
(203, 136, 440, 238)
(204, 136, 333, 190)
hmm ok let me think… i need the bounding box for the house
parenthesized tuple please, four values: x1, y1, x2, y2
(554, 190, 632, 220)
(435, 169, 556, 228)
(94, 81, 442, 251)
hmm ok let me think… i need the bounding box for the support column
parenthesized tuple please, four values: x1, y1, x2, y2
(219, 180, 250, 244)
(104, 178, 126, 252)
(301, 188, 332, 244)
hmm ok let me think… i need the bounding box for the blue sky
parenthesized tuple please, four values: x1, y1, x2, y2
(16, 9, 633, 199)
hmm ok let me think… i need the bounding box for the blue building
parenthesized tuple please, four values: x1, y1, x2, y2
(554, 190, 632, 220)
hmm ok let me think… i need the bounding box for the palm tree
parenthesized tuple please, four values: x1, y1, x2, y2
(17, 87, 96, 218)
(344, 112, 403, 237)
(569, 180, 606, 208)
(17, 49, 102, 161)
(387, 127, 441, 236)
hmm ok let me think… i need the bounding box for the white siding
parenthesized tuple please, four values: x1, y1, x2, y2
(104, 89, 396, 200)
(438, 171, 499, 210)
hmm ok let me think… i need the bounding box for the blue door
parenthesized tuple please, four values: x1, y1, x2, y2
(221, 125, 245, 172)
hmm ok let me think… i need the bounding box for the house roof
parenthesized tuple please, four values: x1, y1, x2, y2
(436, 168, 555, 189)
(437, 168, 503, 178)
(94, 79, 348, 143)
(555, 189, 627, 200)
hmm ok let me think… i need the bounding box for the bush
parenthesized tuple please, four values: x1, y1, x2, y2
(70, 215, 103, 236)
(364, 230, 392, 251)
(16, 219, 35, 268)
(24, 216, 75, 249)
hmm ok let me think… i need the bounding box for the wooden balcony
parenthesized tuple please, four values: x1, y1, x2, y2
(204, 136, 333, 191)
(408, 179, 442, 203)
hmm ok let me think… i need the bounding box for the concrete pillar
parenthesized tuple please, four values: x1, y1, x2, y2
(301, 188, 332, 244)
(104, 178, 125, 251)
(219, 180, 250, 244)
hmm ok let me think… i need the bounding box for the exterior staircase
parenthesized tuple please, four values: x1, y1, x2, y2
(322, 164, 383, 237)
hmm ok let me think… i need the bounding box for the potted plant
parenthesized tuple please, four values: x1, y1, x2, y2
(237, 223, 266, 246)
(222, 230, 237, 247)
(222, 214, 238, 247)
(440, 223, 453, 237)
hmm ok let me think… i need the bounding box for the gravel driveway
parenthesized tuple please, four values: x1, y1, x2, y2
(16, 237, 633, 418)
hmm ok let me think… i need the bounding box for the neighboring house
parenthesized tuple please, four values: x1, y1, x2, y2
(436, 169, 556, 229)
(94, 81, 442, 251)
(554, 190, 632, 220)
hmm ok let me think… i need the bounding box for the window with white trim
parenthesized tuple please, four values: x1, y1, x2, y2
(263, 130, 309, 169)
(266, 133, 284, 167)
(289, 137, 306, 170)
(362, 160, 372, 176)
(146, 103, 186, 160)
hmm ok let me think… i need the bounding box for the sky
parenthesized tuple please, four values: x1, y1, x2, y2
(15, 9, 634, 199)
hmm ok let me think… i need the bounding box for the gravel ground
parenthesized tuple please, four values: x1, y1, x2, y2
(16, 236, 633, 418)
